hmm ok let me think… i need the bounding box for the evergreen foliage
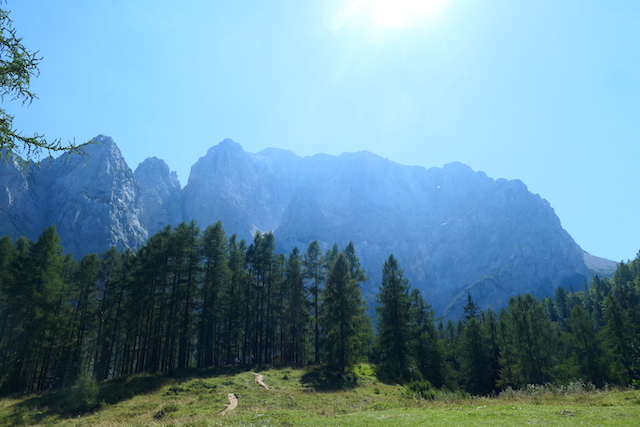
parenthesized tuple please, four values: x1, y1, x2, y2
(375, 255, 413, 382)
(0, 221, 639, 396)
(319, 252, 371, 373)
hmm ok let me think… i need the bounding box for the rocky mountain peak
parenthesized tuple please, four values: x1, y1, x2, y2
(135, 157, 182, 235)
(0, 136, 612, 317)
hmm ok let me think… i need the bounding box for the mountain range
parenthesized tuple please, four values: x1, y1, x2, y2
(0, 135, 616, 317)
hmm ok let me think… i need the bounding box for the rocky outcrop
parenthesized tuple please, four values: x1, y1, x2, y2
(135, 157, 182, 235)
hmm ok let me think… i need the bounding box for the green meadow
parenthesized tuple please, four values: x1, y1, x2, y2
(2, 364, 639, 427)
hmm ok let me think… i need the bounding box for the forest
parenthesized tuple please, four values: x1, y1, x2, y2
(0, 221, 639, 397)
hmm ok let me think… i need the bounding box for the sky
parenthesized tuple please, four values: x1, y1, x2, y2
(4, 0, 640, 262)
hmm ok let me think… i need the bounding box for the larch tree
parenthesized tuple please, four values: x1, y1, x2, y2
(0, 2, 87, 158)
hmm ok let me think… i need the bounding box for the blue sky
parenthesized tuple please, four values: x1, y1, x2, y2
(5, 0, 640, 262)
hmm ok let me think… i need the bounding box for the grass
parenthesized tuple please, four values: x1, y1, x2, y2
(1, 365, 640, 426)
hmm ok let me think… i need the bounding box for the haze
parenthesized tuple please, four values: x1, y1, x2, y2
(5, 0, 640, 261)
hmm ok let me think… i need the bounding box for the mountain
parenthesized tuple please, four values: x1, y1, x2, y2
(0, 135, 616, 316)
(134, 156, 183, 235)
(0, 135, 147, 255)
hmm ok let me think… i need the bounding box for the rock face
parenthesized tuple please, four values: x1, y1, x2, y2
(182, 139, 294, 240)
(0, 135, 608, 316)
(0, 135, 148, 256)
(0, 152, 43, 240)
(135, 157, 182, 235)
(182, 142, 592, 316)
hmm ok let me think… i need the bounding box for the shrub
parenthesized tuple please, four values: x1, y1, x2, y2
(71, 374, 100, 413)
(405, 379, 436, 400)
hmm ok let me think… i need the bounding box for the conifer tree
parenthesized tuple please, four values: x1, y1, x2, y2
(93, 247, 129, 380)
(462, 293, 481, 323)
(303, 240, 324, 364)
(4, 226, 67, 393)
(283, 247, 309, 364)
(343, 242, 367, 284)
(602, 295, 637, 384)
(376, 255, 413, 382)
(458, 317, 493, 394)
(198, 221, 229, 367)
(499, 294, 558, 387)
(496, 308, 517, 388)
(320, 253, 370, 373)
(410, 289, 446, 387)
(324, 243, 339, 271)
(62, 254, 100, 387)
(0, 236, 17, 369)
(481, 308, 501, 391)
(226, 235, 251, 363)
(171, 221, 201, 369)
(565, 305, 608, 386)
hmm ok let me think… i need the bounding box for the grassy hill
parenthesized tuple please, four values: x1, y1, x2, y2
(2, 364, 640, 426)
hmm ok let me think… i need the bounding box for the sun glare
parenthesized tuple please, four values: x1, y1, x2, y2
(337, 0, 450, 31)
(371, 0, 448, 28)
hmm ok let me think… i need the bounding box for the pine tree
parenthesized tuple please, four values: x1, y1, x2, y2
(499, 294, 559, 387)
(4, 226, 67, 393)
(62, 254, 100, 387)
(602, 295, 637, 384)
(343, 242, 367, 284)
(0, 236, 17, 373)
(480, 308, 501, 392)
(462, 293, 481, 323)
(198, 221, 229, 367)
(324, 243, 339, 271)
(171, 221, 201, 370)
(410, 289, 446, 388)
(496, 308, 517, 389)
(283, 247, 309, 364)
(93, 247, 129, 380)
(458, 317, 493, 394)
(320, 253, 370, 373)
(375, 255, 413, 382)
(302, 240, 324, 364)
(565, 305, 609, 386)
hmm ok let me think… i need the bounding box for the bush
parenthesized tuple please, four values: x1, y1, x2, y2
(71, 374, 100, 413)
(405, 379, 437, 400)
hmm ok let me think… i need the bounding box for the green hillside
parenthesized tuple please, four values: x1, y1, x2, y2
(2, 364, 640, 426)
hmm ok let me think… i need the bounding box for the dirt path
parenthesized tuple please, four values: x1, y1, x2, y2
(219, 393, 238, 415)
(254, 373, 274, 390)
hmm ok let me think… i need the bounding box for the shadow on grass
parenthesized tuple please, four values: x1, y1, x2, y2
(301, 365, 358, 391)
(6, 365, 255, 426)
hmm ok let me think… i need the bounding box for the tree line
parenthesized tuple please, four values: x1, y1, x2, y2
(0, 221, 639, 396)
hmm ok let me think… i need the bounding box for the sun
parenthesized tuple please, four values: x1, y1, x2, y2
(370, 0, 449, 28)
(335, 0, 450, 31)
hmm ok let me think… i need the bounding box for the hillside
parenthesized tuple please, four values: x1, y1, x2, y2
(1, 366, 639, 426)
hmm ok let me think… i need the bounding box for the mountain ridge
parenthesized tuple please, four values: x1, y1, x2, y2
(0, 135, 617, 316)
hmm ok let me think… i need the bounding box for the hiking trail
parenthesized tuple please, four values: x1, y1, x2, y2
(254, 373, 274, 390)
(219, 393, 238, 415)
